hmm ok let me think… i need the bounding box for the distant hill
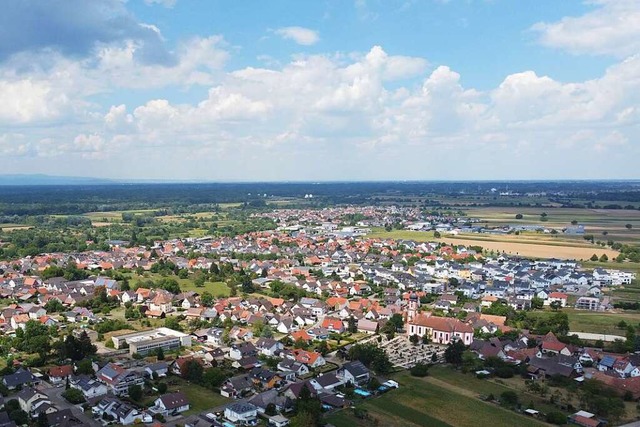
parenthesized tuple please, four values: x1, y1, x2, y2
(0, 174, 114, 186)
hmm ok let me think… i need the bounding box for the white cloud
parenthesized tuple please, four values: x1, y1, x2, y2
(1, 34, 639, 179)
(274, 27, 320, 46)
(143, 0, 177, 7)
(532, 0, 640, 57)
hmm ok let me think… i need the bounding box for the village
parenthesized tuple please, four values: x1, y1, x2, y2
(0, 205, 637, 427)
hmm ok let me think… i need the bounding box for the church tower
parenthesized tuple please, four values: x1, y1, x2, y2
(407, 291, 419, 322)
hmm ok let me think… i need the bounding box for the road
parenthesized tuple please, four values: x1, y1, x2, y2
(37, 381, 102, 427)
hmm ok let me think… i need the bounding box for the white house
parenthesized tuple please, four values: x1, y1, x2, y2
(151, 392, 190, 416)
(225, 402, 258, 424)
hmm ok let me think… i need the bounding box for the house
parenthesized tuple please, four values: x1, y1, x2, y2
(96, 363, 144, 396)
(151, 392, 190, 416)
(16, 387, 50, 414)
(288, 349, 326, 368)
(357, 318, 379, 334)
(224, 402, 258, 424)
(69, 375, 108, 399)
(255, 338, 283, 357)
(48, 365, 73, 384)
(144, 362, 168, 378)
(321, 317, 345, 333)
(337, 361, 370, 386)
(230, 342, 258, 360)
(92, 397, 150, 425)
(47, 408, 84, 427)
(221, 375, 254, 398)
(575, 296, 602, 311)
(545, 292, 568, 308)
(311, 372, 344, 390)
(2, 368, 39, 390)
(277, 359, 310, 377)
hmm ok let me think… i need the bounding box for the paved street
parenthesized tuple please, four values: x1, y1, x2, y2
(37, 381, 101, 427)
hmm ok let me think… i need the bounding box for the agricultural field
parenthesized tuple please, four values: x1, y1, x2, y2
(465, 207, 640, 244)
(366, 228, 436, 241)
(326, 369, 548, 427)
(439, 236, 618, 260)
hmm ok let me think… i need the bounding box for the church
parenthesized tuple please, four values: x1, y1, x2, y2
(405, 292, 474, 345)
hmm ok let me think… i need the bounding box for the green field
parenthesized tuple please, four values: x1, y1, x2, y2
(130, 273, 230, 297)
(161, 377, 230, 415)
(525, 308, 640, 335)
(326, 369, 548, 427)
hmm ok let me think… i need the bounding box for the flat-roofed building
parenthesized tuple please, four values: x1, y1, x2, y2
(112, 327, 192, 356)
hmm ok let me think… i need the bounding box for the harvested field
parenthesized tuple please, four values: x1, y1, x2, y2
(439, 236, 618, 260)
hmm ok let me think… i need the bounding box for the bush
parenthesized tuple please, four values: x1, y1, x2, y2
(546, 411, 566, 425)
(494, 367, 514, 378)
(500, 390, 519, 408)
(410, 363, 429, 377)
(62, 388, 86, 404)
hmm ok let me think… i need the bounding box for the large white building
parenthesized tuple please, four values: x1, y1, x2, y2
(112, 327, 192, 356)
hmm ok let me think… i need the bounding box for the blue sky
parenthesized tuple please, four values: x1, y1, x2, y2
(0, 0, 639, 181)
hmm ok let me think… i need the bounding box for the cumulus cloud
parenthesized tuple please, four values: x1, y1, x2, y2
(275, 27, 320, 45)
(1, 23, 639, 179)
(532, 0, 640, 57)
(0, 0, 173, 64)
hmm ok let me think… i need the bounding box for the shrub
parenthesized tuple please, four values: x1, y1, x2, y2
(546, 411, 566, 425)
(500, 390, 519, 408)
(494, 367, 514, 378)
(410, 363, 429, 377)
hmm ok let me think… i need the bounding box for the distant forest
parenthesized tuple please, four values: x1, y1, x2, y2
(0, 181, 640, 216)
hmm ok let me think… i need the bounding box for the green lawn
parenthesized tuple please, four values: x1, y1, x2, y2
(326, 371, 547, 427)
(131, 273, 230, 297)
(166, 377, 231, 415)
(526, 308, 640, 335)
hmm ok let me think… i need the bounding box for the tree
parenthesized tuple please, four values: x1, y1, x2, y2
(626, 224, 633, 230)
(128, 384, 143, 401)
(294, 385, 322, 427)
(62, 387, 86, 404)
(433, 231, 442, 238)
(265, 403, 277, 416)
(500, 390, 519, 408)
(461, 351, 482, 373)
(157, 382, 168, 394)
(590, 254, 599, 261)
(164, 317, 183, 332)
(444, 340, 466, 366)
(348, 343, 392, 374)
(409, 334, 420, 346)
(182, 360, 203, 382)
(347, 316, 358, 333)
(546, 411, 566, 425)
(515, 214, 523, 219)
(550, 300, 562, 312)
(155, 347, 165, 360)
(530, 296, 544, 310)
(77, 331, 97, 358)
(200, 291, 214, 307)
(571, 220, 578, 225)
(599, 254, 609, 262)
(76, 358, 94, 375)
(410, 362, 429, 377)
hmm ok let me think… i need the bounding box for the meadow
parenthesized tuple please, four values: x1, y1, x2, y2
(326, 368, 549, 427)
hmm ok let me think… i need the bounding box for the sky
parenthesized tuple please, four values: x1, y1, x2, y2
(1, 0, 639, 181)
